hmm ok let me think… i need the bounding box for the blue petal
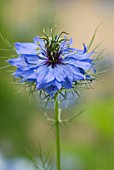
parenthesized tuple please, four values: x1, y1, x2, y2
(82, 58, 93, 63)
(27, 72, 37, 80)
(7, 57, 22, 67)
(54, 80, 62, 89)
(83, 43, 88, 53)
(19, 69, 35, 81)
(64, 51, 94, 60)
(60, 64, 74, 82)
(42, 66, 55, 83)
(45, 86, 58, 96)
(75, 60, 94, 71)
(53, 65, 66, 82)
(22, 55, 39, 64)
(59, 37, 72, 51)
(37, 79, 62, 90)
(8, 54, 46, 71)
(62, 48, 77, 54)
(68, 64, 85, 80)
(36, 65, 49, 84)
(63, 58, 93, 71)
(13, 68, 23, 78)
(73, 75, 84, 80)
(37, 67, 63, 90)
(13, 68, 36, 82)
(15, 42, 37, 55)
(33, 36, 45, 50)
(62, 77, 72, 89)
(22, 54, 45, 67)
(68, 38, 73, 46)
(74, 44, 88, 55)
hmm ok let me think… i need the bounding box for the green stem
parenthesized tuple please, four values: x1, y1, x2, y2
(54, 95, 61, 170)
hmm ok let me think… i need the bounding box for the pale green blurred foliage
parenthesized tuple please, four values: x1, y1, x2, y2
(0, 0, 114, 169)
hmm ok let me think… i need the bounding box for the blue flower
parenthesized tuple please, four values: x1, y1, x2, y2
(7, 33, 95, 97)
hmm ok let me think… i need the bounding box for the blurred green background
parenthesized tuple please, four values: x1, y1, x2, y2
(0, 0, 114, 169)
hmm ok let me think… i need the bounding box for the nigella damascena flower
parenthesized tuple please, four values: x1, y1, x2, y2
(7, 32, 95, 97)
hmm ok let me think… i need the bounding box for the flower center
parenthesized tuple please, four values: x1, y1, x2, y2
(46, 43, 62, 68)
(39, 31, 69, 68)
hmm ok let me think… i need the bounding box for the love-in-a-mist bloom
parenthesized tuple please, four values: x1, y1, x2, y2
(7, 32, 95, 97)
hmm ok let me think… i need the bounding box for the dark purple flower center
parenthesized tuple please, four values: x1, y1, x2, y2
(45, 44, 63, 68)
